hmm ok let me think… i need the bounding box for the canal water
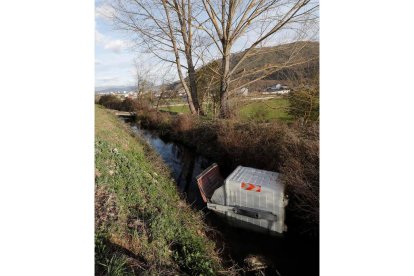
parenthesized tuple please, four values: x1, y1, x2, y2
(127, 121, 319, 276)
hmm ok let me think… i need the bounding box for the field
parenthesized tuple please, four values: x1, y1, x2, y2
(95, 106, 222, 275)
(160, 97, 292, 122)
(159, 104, 190, 114)
(237, 97, 292, 122)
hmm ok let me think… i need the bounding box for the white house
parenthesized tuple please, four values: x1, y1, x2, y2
(263, 84, 290, 95)
(240, 87, 249, 96)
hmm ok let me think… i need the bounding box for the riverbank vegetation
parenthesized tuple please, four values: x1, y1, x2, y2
(96, 91, 319, 234)
(134, 108, 319, 234)
(95, 106, 225, 275)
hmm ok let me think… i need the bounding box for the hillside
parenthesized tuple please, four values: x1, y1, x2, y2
(171, 41, 319, 93)
(230, 41, 319, 91)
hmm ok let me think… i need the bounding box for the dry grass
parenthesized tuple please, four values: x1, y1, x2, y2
(135, 108, 319, 235)
(173, 114, 195, 132)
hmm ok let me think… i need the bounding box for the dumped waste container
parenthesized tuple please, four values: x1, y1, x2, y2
(197, 163, 288, 235)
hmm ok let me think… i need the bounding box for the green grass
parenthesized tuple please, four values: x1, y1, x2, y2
(237, 97, 293, 122)
(159, 97, 292, 122)
(95, 105, 221, 275)
(159, 104, 190, 114)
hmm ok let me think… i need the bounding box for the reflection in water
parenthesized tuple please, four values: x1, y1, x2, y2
(130, 125, 211, 209)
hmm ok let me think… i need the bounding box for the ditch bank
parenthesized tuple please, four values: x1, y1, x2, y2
(95, 106, 223, 275)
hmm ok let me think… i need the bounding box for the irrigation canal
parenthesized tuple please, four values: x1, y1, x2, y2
(123, 118, 318, 276)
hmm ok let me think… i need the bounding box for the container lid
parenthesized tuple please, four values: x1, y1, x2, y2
(196, 163, 224, 203)
(226, 166, 283, 193)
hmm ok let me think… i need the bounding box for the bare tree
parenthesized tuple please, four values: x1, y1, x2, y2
(197, 0, 319, 118)
(133, 58, 152, 97)
(112, 0, 204, 115)
(154, 67, 177, 111)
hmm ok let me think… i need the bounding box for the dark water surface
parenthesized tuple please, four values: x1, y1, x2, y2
(128, 121, 319, 276)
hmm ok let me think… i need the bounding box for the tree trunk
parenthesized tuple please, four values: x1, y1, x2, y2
(161, 0, 197, 115)
(174, 0, 203, 116)
(155, 88, 165, 111)
(219, 48, 231, 118)
(187, 59, 204, 115)
(186, 91, 197, 114)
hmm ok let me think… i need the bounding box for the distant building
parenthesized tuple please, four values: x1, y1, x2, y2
(233, 87, 249, 96)
(263, 83, 290, 95)
(240, 87, 249, 96)
(176, 88, 186, 96)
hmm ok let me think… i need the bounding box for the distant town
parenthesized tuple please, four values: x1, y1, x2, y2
(95, 83, 291, 100)
(95, 89, 139, 98)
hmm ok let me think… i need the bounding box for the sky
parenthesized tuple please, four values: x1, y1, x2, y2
(95, 0, 138, 89)
(96, 0, 180, 90)
(95, 0, 319, 90)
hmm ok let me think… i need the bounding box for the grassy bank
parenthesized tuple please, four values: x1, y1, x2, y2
(95, 105, 223, 275)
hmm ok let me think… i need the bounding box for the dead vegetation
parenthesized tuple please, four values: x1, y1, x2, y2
(135, 110, 319, 235)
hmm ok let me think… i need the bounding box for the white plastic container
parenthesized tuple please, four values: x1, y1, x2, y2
(197, 164, 288, 235)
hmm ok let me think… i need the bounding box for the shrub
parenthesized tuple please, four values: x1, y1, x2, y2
(98, 95, 143, 112)
(288, 85, 319, 123)
(134, 95, 153, 111)
(118, 98, 137, 112)
(98, 95, 123, 110)
(174, 114, 195, 132)
(156, 111, 172, 132)
(278, 124, 319, 234)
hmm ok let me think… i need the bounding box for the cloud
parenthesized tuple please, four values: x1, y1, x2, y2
(95, 3, 115, 21)
(95, 30, 105, 43)
(104, 39, 126, 53)
(96, 29, 129, 53)
(96, 77, 120, 86)
(99, 76, 118, 82)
